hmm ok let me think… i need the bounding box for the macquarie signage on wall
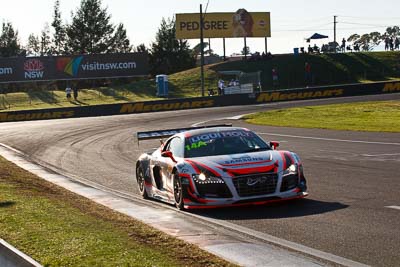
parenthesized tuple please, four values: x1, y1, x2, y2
(0, 52, 149, 83)
(176, 9, 271, 39)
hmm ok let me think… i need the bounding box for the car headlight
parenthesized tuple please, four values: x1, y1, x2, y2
(192, 173, 225, 184)
(282, 164, 298, 176)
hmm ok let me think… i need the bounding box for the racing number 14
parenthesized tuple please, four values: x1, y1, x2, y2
(185, 141, 207, 151)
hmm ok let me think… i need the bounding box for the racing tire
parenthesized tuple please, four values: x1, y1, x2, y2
(173, 172, 185, 210)
(136, 166, 149, 199)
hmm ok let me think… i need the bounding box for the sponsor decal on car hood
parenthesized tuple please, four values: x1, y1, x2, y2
(189, 151, 287, 176)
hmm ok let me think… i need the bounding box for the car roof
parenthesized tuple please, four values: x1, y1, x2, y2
(178, 126, 250, 137)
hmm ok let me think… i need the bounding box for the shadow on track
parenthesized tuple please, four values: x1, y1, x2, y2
(190, 198, 348, 220)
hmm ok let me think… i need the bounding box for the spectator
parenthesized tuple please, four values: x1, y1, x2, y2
(65, 86, 72, 101)
(385, 37, 390, 51)
(272, 68, 279, 87)
(341, 38, 346, 52)
(389, 38, 394, 51)
(308, 44, 313, 53)
(73, 86, 79, 100)
(217, 79, 225, 95)
(305, 62, 312, 87)
(395, 37, 400, 50)
(313, 44, 320, 53)
(321, 44, 328, 53)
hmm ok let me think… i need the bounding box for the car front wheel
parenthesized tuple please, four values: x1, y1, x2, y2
(173, 172, 185, 210)
(136, 165, 149, 199)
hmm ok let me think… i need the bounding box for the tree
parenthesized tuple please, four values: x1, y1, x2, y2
(0, 21, 21, 57)
(134, 43, 148, 53)
(26, 34, 40, 56)
(66, 0, 115, 54)
(40, 23, 52, 56)
(51, 0, 67, 55)
(149, 18, 195, 75)
(109, 23, 131, 53)
(384, 26, 400, 38)
(347, 32, 381, 51)
(192, 42, 209, 57)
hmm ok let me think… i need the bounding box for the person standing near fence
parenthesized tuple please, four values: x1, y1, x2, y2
(73, 86, 79, 100)
(65, 86, 72, 101)
(305, 62, 312, 87)
(218, 79, 225, 95)
(272, 68, 279, 87)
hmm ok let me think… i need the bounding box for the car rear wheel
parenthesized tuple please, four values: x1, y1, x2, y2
(136, 166, 149, 199)
(173, 172, 185, 210)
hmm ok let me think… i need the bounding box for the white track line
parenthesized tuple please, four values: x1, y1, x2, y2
(256, 132, 400, 146)
(361, 153, 400, 157)
(192, 116, 400, 146)
(385, 206, 400, 211)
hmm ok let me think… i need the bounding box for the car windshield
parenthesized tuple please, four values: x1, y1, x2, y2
(184, 130, 271, 158)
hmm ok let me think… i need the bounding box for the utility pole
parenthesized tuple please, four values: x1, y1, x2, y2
(334, 15, 338, 49)
(264, 37, 268, 53)
(244, 37, 247, 59)
(200, 4, 205, 97)
(223, 38, 226, 60)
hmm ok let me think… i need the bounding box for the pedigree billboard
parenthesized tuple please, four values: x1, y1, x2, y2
(0, 52, 149, 83)
(176, 9, 271, 39)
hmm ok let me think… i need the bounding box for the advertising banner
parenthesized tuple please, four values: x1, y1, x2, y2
(1, 81, 399, 123)
(176, 10, 271, 39)
(0, 52, 149, 83)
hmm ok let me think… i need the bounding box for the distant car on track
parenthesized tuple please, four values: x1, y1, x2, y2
(135, 125, 308, 210)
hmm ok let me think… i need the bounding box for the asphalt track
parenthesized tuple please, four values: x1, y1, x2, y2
(0, 93, 399, 266)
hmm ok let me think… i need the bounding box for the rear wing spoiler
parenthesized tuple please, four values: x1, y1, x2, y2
(136, 124, 232, 144)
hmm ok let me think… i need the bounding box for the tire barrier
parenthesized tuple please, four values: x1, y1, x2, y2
(1, 80, 399, 123)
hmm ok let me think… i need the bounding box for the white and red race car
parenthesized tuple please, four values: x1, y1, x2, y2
(136, 125, 308, 210)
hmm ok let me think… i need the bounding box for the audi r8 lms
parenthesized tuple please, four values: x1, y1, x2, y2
(135, 125, 308, 210)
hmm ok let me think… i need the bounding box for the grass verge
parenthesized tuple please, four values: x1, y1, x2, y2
(0, 156, 236, 267)
(244, 100, 400, 132)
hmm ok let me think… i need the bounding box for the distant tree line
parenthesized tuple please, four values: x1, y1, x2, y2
(347, 26, 400, 51)
(0, 0, 195, 75)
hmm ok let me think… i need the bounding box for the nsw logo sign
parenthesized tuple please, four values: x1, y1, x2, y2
(56, 56, 83, 77)
(24, 59, 45, 79)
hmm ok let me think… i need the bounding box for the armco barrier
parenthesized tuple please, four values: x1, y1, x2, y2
(0, 239, 42, 267)
(1, 80, 399, 123)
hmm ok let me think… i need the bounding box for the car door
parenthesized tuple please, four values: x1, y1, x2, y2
(160, 137, 184, 192)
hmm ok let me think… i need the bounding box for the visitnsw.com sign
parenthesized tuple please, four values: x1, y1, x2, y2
(0, 52, 149, 83)
(176, 9, 271, 39)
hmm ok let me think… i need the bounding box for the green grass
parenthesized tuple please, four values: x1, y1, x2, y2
(211, 51, 400, 90)
(0, 156, 236, 267)
(0, 86, 162, 111)
(1, 51, 399, 112)
(244, 101, 400, 132)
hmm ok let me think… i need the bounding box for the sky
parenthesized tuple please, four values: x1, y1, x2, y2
(1, 0, 399, 55)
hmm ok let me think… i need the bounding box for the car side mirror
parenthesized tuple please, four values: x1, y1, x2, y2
(161, 151, 177, 163)
(270, 141, 280, 150)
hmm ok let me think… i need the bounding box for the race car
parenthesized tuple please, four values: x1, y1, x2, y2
(135, 125, 307, 210)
